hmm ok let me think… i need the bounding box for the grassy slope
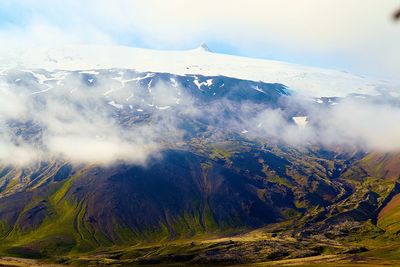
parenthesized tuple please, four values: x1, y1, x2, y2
(378, 193, 400, 233)
(0, 147, 400, 265)
(0, 164, 231, 259)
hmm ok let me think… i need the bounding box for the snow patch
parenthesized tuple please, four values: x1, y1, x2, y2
(252, 85, 266, 94)
(156, 106, 171, 110)
(108, 101, 123, 109)
(170, 78, 178, 88)
(126, 93, 134, 101)
(193, 76, 213, 90)
(292, 116, 308, 128)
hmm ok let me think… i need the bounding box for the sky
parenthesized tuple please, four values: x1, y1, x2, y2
(0, 0, 399, 79)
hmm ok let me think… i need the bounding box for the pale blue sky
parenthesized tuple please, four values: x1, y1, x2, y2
(0, 0, 399, 79)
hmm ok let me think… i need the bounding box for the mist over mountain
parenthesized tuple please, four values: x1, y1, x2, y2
(0, 45, 399, 266)
(1, 45, 399, 165)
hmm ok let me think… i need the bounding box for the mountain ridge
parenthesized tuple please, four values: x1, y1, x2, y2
(0, 44, 396, 97)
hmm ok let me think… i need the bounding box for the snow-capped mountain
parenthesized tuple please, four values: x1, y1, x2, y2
(0, 44, 397, 97)
(0, 43, 400, 266)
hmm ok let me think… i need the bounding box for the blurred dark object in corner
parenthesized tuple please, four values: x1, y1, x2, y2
(394, 8, 400, 20)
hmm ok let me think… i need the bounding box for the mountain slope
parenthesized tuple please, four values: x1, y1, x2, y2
(0, 143, 399, 265)
(0, 46, 399, 265)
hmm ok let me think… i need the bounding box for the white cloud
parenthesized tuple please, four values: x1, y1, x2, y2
(0, 67, 399, 166)
(236, 97, 400, 152)
(0, 71, 187, 166)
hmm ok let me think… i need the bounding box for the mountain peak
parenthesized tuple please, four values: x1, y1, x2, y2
(196, 42, 212, 52)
